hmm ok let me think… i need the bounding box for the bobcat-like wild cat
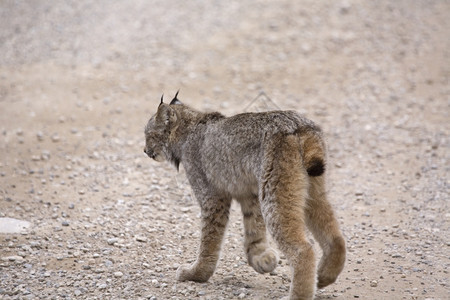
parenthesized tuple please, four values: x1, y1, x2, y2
(143, 92, 346, 300)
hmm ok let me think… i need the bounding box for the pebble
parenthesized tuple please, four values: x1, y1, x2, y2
(0, 218, 32, 234)
(180, 207, 191, 213)
(36, 131, 44, 141)
(151, 279, 159, 287)
(135, 236, 147, 243)
(107, 238, 118, 245)
(114, 271, 123, 278)
(104, 259, 113, 267)
(2, 255, 24, 262)
(97, 283, 107, 290)
(51, 134, 60, 142)
(370, 280, 378, 287)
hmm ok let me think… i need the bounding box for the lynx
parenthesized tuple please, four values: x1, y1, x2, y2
(143, 92, 346, 300)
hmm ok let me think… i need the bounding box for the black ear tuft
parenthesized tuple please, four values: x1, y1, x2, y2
(159, 93, 164, 106)
(170, 89, 182, 105)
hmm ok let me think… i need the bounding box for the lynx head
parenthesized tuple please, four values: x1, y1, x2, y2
(144, 92, 181, 164)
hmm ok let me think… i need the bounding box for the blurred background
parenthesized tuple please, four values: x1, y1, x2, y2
(0, 0, 449, 299)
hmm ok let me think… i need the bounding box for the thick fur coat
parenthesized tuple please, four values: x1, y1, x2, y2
(144, 93, 346, 300)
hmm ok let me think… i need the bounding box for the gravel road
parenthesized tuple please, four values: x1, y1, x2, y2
(1, 1, 449, 299)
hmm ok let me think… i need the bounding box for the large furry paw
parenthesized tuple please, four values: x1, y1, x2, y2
(176, 264, 211, 283)
(249, 248, 278, 274)
(317, 237, 346, 289)
(317, 273, 337, 289)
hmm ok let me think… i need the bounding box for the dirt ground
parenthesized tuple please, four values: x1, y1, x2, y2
(0, 0, 449, 299)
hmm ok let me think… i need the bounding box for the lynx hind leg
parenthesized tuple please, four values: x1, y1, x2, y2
(177, 197, 232, 283)
(239, 196, 277, 274)
(260, 134, 316, 300)
(306, 175, 346, 289)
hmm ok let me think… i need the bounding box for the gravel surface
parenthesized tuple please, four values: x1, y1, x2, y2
(1, 0, 449, 299)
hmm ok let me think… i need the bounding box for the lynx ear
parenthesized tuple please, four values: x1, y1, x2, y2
(159, 93, 164, 106)
(156, 103, 177, 127)
(170, 90, 182, 105)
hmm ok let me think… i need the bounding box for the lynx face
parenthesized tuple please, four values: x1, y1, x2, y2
(143, 115, 167, 162)
(144, 100, 179, 163)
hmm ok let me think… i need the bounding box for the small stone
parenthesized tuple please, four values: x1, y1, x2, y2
(30, 241, 41, 248)
(62, 220, 70, 226)
(151, 279, 159, 287)
(340, 2, 351, 14)
(135, 236, 147, 243)
(68, 203, 75, 209)
(107, 238, 118, 245)
(51, 134, 60, 142)
(114, 271, 123, 278)
(41, 150, 50, 160)
(2, 255, 24, 262)
(0, 218, 32, 234)
(180, 207, 191, 213)
(104, 259, 113, 267)
(36, 131, 44, 141)
(98, 283, 107, 290)
(74, 289, 82, 296)
(370, 280, 378, 287)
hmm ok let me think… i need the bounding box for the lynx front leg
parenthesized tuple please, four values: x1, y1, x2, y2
(305, 175, 346, 289)
(176, 197, 231, 283)
(239, 196, 277, 274)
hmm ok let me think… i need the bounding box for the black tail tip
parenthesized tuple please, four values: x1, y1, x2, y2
(307, 158, 325, 176)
